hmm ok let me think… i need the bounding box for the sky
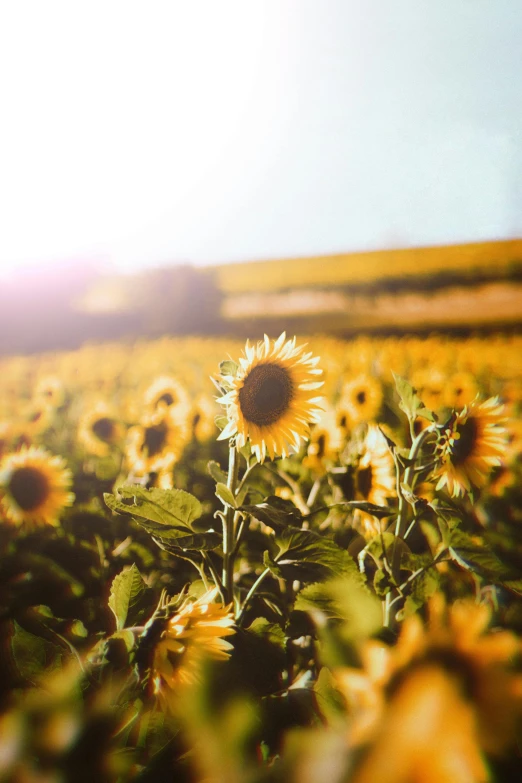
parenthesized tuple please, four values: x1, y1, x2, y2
(0, 0, 520, 276)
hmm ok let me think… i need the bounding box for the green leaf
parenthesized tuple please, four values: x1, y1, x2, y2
(295, 576, 380, 639)
(108, 564, 145, 631)
(393, 373, 434, 423)
(400, 569, 440, 618)
(216, 482, 237, 508)
(266, 529, 362, 583)
(341, 501, 394, 519)
(241, 496, 303, 532)
(11, 622, 62, 681)
(219, 360, 238, 378)
(207, 460, 227, 485)
(246, 617, 286, 650)
(313, 666, 346, 724)
(448, 530, 514, 581)
(104, 485, 202, 530)
(152, 531, 221, 553)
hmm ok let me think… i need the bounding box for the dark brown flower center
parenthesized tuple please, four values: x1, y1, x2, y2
(451, 417, 478, 465)
(9, 466, 50, 511)
(92, 417, 116, 443)
(356, 391, 367, 405)
(356, 465, 373, 499)
(238, 363, 293, 426)
(158, 392, 175, 406)
(143, 423, 168, 457)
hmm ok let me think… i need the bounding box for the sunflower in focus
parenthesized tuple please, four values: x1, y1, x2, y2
(217, 333, 324, 462)
(435, 396, 507, 497)
(151, 589, 235, 713)
(335, 597, 522, 783)
(0, 447, 74, 527)
(126, 407, 189, 476)
(78, 402, 125, 457)
(338, 374, 383, 426)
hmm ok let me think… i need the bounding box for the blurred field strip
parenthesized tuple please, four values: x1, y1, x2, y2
(215, 239, 522, 294)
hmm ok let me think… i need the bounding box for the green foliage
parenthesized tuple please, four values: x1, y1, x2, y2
(393, 373, 435, 422)
(108, 564, 145, 631)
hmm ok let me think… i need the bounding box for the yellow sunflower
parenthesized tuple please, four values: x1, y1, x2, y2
(0, 447, 74, 527)
(34, 376, 65, 409)
(190, 394, 218, 443)
(21, 404, 54, 438)
(217, 333, 324, 462)
(303, 406, 345, 474)
(126, 407, 189, 476)
(338, 374, 383, 426)
(152, 588, 235, 712)
(435, 396, 507, 497)
(335, 597, 522, 782)
(77, 402, 125, 457)
(443, 371, 479, 410)
(144, 375, 190, 416)
(347, 425, 396, 537)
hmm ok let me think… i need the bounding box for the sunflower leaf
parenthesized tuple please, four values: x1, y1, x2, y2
(152, 531, 222, 552)
(242, 496, 303, 532)
(216, 482, 237, 508)
(207, 460, 228, 485)
(219, 360, 238, 378)
(448, 530, 515, 581)
(108, 564, 145, 631)
(104, 485, 202, 530)
(393, 373, 434, 423)
(266, 529, 363, 583)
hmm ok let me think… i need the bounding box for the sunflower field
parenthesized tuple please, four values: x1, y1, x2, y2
(0, 330, 522, 782)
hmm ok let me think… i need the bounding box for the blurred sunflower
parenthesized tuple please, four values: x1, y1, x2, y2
(217, 333, 323, 462)
(144, 375, 190, 416)
(339, 374, 383, 426)
(304, 406, 344, 474)
(435, 396, 507, 497)
(21, 404, 54, 438)
(0, 447, 74, 527)
(443, 371, 479, 410)
(152, 588, 235, 712)
(191, 394, 218, 443)
(34, 376, 65, 409)
(126, 407, 189, 476)
(335, 597, 522, 783)
(78, 402, 125, 457)
(349, 425, 395, 537)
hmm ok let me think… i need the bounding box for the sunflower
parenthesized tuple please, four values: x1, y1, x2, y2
(190, 394, 218, 443)
(21, 404, 54, 438)
(217, 333, 324, 462)
(0, 447, 74, 527)
(335, 597, 522, 782)
(78, 402, 125, 457)
(151, 589, 235, 712)
(443, 371, 479, 411)
(338, 374, 383, 426)
(304, 405, 345, 474)
(34, 376, 65, 409)
(435, 396, 507, 497)
(126, 407, 189, 476)
(144, 375, 190, 416)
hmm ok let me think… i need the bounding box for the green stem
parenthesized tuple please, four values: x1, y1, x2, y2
(222, 442, 239, 604)
(237, 567, 271, 626)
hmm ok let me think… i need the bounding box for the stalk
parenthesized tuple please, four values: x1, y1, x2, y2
(222, 441, 239, 604)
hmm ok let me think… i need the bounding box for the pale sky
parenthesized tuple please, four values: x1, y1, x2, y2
(0, 0, 520, 276)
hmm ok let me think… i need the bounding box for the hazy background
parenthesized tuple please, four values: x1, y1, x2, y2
(0, 0, 520, 278)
